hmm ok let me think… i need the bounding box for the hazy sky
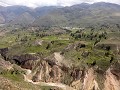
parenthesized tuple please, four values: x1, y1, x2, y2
(0, 0, 120, 7)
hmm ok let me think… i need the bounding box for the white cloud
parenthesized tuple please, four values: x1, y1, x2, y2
(0, 0, 58, 7)
(0, 0, 120, 7)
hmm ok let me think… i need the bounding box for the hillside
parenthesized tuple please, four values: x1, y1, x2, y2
(0, 2, 120, 90)
(0, 5, 60, 25)
(0, 2, 120, 28)
(0, 23, 120, 90)
(34, 2, 120, 27)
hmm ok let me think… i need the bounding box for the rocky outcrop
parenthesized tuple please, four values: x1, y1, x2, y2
(0, 48, 115, 90)
(18, 53, 83, 86)
(64, 42, 86, 52)
(104, 61, 120, 90)
(95, 42, 120, 54)
(70, 68, 101, 90)
(82, 68, 100, 90)
(24, 58, 120, 90)
(1, 48, 120, 90)
(18, 53, 94, 90)
(33, 40, 44, 46)
(0, 57, 12, 71)
(0, 48, 9, 60)
(104, 68, 120, 90)
(12, 54, 39, 66)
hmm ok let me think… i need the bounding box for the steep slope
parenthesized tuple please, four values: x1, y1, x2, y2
(0, 5, 60, 25)
(10, 12, 35, 26)
(0, 2, 120, 27)
(33, 2, 120, 27)
(0, 57, 64, 90)
(0, 6, 33, 23)
(35, 6, 62, 16)
(33, 13, 68, 26)
(3, 51, 120, 90)
(0, 28, 120, 90)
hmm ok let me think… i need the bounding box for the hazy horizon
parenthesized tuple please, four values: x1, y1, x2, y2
(0, 0, 120, 8)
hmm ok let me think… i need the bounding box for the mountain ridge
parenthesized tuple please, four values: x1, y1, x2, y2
(0, 2, 120, 27)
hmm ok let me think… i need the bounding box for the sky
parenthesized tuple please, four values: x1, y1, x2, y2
(0, 0, 120, 8)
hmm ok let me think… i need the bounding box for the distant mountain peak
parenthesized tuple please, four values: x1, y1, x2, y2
(0, 2, 120, 27)
(93, 2, 120, 6)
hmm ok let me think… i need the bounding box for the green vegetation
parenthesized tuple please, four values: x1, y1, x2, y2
(41, 86, 62, 90)
(0, 25, 120, 76)
(1, 70, 23, 81)
(0, 20, 120, 90)
(0, 2, 120, 90)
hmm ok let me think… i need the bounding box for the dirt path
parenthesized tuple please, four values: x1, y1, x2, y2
(23, 69, 76, 90)
(43, 83, 76, 90)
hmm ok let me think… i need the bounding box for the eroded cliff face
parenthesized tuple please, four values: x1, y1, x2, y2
(104, 69, 120, 90)
(82, 68, 100, 90)
(1, 49, 120, 90)
(104, 63, 120, 90)
(22, 56, 120, 90)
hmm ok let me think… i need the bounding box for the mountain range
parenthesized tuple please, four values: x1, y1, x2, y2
(0, 2, 120, 27)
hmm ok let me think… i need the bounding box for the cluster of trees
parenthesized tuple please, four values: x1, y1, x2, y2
(70, 29, 107, 45)
(31, 31, 65, 38)
(35, 33, 50, 38)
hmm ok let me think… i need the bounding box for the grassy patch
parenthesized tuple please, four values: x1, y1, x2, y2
(0, 70, 23, 82)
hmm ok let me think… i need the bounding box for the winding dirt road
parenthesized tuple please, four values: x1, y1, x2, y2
(23, 68, 76, 90)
